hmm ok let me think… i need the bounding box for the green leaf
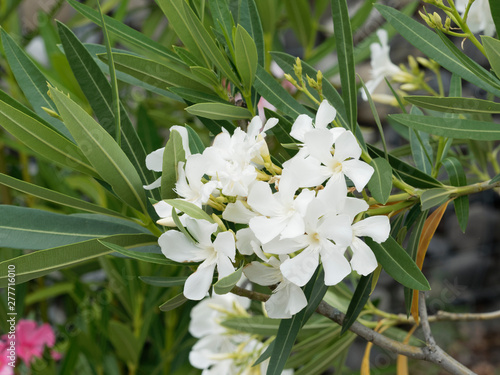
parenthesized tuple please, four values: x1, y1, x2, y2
(159, 293, 188, 312)
(0, 205, 146, 250)
(490, 173, 500, 184)
(185, 124, 206, 154)
(409, 126, 433, 175)
(254, 65, 312, 118)
(284, 0, 314, 53)
(0, 233, 156, 287)
(161, 130, 186, 200)
(238, 0, 265, 67)
(406, 96, 500, 114)
(49, 86, 148, 213)
(186, 103, 252, 120)
(367, 158, 392, 204)
(169, 87, 225, 104)
(0, 94, 97, 177)
(57, 25, 159, 197)
(213, 267, 243, 294)
(101, 53, 211, 92)
(366, 236, 431, 291)
(98, 241, 181, 266)
(489, 0, 500, 38)
(375, 4, 500, 98)
(181, 1, 240, 84)
(190, 66, 221, 89)
(420, 188, 450, 211)
(234, 25, 258, 90)
(163, 199, 214, 223)
(443, 157, 469, 233)
(404, 209, 428, 316)
(482, 36, 500, 77)
(209, 0, 234, 38)
(0, 172, 125, 218)
(221, 316, 331, 336)
(331, 0, 356, 131)
(108, 320, 141, 366)
(341, 274, 373, 334)
(0, 30, 73, 140)
(390, 114, 500, 141)
(138, 276, 188, 287)
(67, 0, 182, 63)
(368, 145, 442, 189)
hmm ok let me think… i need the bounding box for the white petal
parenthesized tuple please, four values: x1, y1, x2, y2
(159, 230, 207, 263)
(143, 177, 162, 190)
(352, 215, 390, 243)
(262, 235, 306, 255)
(243, 261, 281, 286)
(280, 247, 319, 287)
(280, 212, 305, 239)
(170, 125, 191, 157)
(235, 228, 260, 255)
(247, 116, 263, 138)
(290, 114, 314, 142)
(333, 131, 361, 161)
(282, 155, 325, 188)
(223, 201, 257, 224)
(319, 243, 351, 285)
(184, 261, 216, 300)
(315, 100, 336, 129)
(319, 214, 353, 247)
(216, 254, 235, 279)
(249, 216, 287, 244)
(184, 217, 218, 246)
(342, 159, 374, 191)
(330, 127, 347, 143)
(293, 188, 316, 216)
(265, 282, 307, 319)
(145, 147, 164, 171)
(349, 237, 378, 276)
(213, 231, 236, 260)
(247, 181, 281, 217)
(154, 200, 173, 218)
(342, 196, 369, 221)
(263, 117, 279, 132)
(317, 177, 348, 214)
(304, 128, 334, 165)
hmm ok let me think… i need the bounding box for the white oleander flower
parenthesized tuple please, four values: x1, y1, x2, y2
(456, 0, 495, 37)
(362, 29, 403, 101)
(159, 217, 235, 300)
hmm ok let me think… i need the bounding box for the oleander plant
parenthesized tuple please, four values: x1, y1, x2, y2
(1, 0, 500, 374)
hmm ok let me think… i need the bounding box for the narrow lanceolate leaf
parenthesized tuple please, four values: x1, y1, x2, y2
(409, 128, 432, 175)
(254, 65, 312, 118)
(238, 0, 265, 67)
(420, 188, 451, 211)
(66, 0, 182, 63)
(404, 210, 428, 317)
(0, 205, 146, 250)
(0, 96, 97, 177)
(341, 274, 373, 334)
(100, 53, 211, 93)
(57, 23, 159, 197)
(390, 114, 500, 141)
(138, 276, 188, 287)
(366, 236, 431, 291)
(181, 1, 240, 85)
(443, 157, 469, 233)
(482, 36, 500, 77)
(490, 173, 500, 184)
(0, 173, 125, 218)
(375, 4, 500, 97)
(405, 96, 500, 114)
(186, 103, 252, 121)
(367, 158, 392, 204)
(49, 87, 148, 214)
(331, 0, 357, 131)
(234, 25, 258, 90)
(0, 233, 156, 287)
(489, 0, 500, 39)
(213, 267, 243, 295)
(161, 130, 186, 200)
(209, 0, 234, 38)
(0, 30, 72, 139)
(163, 199, 214, 223)
(411, 201, 449, 323)
(108, 321, 141, 367)
(159, 293, 188, 312)
(98, 241, 180, 266)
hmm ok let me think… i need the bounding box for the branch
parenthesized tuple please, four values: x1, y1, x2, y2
(230, 286, 476, 375)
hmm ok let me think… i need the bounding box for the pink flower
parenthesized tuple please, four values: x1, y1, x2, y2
(0, 342, 14, 375)
(1, 320, 56, 364)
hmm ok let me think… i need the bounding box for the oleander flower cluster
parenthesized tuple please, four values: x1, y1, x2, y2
(147, 100, 390, 319)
